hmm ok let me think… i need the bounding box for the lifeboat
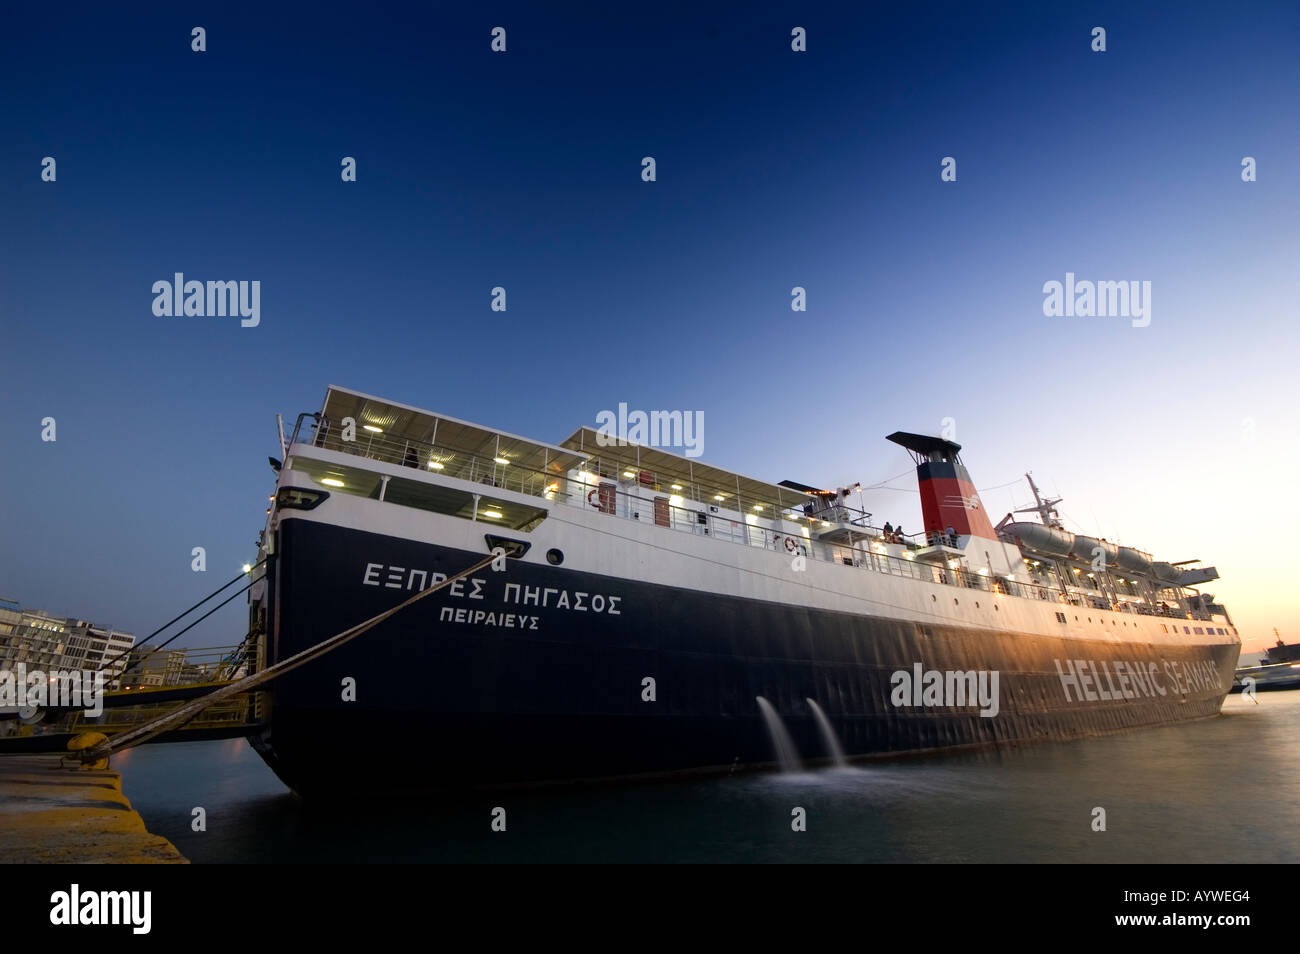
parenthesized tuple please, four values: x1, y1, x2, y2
(1115, 546, 1153, 574)
(1151, 562, 1184, 585)
(1069, 535, 1118, 566)
(1005, 522, 1184, 584)
(1002, 522, 1073, 557)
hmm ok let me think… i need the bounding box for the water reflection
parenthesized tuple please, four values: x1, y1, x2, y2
(117, 693, 1300, 863)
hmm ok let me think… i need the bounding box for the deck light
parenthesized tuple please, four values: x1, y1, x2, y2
(483, 510, 503, 519)
(671, 484, 683, 491)
(363, 425, 383, 433)
(428, 461, 445, 470)
(320, 478, 345, 487)
(494, 457, 510, 466)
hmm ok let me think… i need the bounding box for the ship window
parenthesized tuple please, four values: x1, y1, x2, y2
(1194, 627, 1204, 635)
(931, 595, 937, 602)
(975, 602, 980, 609)
(1184, 627, 1190, 634)
(1055, 612, 1067, 623)
(1160, 624, 1167, 633)
(382, 474, 548, 532)
(290, 456, 385, 499)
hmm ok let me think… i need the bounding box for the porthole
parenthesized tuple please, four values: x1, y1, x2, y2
(546, 548, 564, 565)
(931, 594, 937, 602)
(975, 602, 980, 609)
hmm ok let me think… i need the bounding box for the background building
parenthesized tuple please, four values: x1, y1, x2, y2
(121, 647, 188, 688)
(0, 596, 136, 690)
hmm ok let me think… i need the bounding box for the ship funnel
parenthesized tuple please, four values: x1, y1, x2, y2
(886, 432, 997, 542)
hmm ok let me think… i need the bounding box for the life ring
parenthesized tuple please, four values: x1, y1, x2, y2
(588, 488, 600, 507)
(783, 537, 799, 553)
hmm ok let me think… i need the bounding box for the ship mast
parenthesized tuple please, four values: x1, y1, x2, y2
(1016, 473, 1063, 529)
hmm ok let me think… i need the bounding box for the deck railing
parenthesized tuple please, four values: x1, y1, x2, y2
(291, 420, 1214, 622)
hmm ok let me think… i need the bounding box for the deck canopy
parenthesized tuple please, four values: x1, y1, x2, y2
(558, 426, 816, 515)
(315, 386, 585, 493)
(886, 431, 963, 465)
(311, 387, 816, 515)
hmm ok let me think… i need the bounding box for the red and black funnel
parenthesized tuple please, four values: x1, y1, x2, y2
(886, 432, 996, 542)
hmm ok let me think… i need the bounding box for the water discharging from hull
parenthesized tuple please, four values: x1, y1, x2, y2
(806, 698, 847, 767)
(755, 696, 802, 772)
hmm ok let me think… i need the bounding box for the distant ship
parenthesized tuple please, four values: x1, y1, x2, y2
(244, 386, 1242, 796)
(1260, 636, 1300, 666)
(1231, 632, 1300, 693)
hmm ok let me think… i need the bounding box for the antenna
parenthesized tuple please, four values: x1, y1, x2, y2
(1014, 472, 1063, 528)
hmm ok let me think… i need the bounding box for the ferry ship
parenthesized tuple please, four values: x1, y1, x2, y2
(246, 386, 1241, 796)
(1231, 632, 1300, 693)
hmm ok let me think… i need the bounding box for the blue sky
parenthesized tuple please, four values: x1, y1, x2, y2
(2, 1, 1297, 653)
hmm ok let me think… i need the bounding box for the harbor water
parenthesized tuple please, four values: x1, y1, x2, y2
(114, 691, 1300, 863)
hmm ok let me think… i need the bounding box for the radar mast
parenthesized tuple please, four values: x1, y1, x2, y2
(1016, 473, 1063, 529)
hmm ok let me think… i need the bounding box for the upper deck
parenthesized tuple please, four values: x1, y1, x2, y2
(278, 386, 1231, 632)
(302, 386, 843, 523)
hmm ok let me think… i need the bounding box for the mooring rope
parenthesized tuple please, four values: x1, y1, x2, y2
(79, 551, 499, 762)
(96, 559, 268, 676)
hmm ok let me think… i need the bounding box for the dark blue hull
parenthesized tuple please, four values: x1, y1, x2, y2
(250, 519, 1238, 797)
